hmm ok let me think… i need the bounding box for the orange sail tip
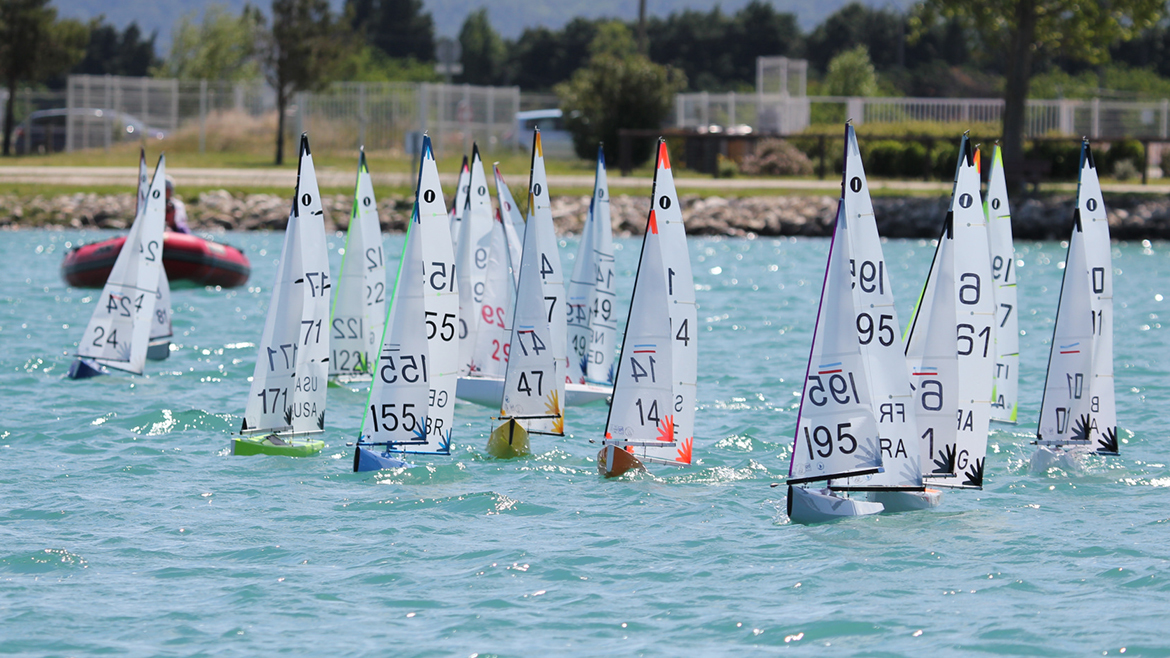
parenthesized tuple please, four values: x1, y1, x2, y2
(656, 415, 675, 442)
(648, 209, 658, 235)
(677, 436, 693, 464)
(534, 132, 544, 157)
(658, 141, 671, 169)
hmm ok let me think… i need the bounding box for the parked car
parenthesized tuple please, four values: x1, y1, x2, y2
(9, 108, 168, 154)
(514, 109, 573, 155)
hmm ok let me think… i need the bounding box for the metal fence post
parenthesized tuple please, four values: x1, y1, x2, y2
(358, 82, 367, 150)
(512, 87, 520, 154)
(1092, 97, 1100, 139)
(199, 79, 208, 154)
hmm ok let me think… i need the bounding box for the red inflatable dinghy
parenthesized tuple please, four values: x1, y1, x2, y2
(62, 232, 251, 288)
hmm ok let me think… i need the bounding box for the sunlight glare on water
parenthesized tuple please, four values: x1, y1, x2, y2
(1, 229, 1168, 655)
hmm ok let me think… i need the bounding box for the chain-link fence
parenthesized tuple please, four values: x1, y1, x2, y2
(60, 75, 521, 157)
(0, 88, 69, 154)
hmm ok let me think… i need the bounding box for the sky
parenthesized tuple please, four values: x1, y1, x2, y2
(56, 0, 917, 50)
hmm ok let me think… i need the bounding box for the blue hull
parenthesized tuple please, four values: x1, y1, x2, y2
(67, 358, 105, 380)
(353, 446, 414, 472)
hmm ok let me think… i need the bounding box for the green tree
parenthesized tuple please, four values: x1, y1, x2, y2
(458, 8, 504, 85)
(0, 0, 87, 156)
(262, 0, 347, 164)
(331, 43, 439, 82)
(556, 26, 686, 166)
(156, 4, 264, 81)
(646, 2, 801, 92)
(824, 45, 878, 97)
(915, 0, 1163, 181)
(345, 0, 435, 62)
(74, 19, 157, 77)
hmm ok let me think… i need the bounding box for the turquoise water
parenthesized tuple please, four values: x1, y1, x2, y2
(2, 228, 1168, 656)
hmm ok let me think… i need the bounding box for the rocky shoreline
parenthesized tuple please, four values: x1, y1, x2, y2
(3, 189, 1170, 240)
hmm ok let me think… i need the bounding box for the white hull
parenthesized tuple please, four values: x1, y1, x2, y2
(456, 376, 611, 408)
(787, 486, 884, 525)
(1029, 445, 1087, 474)
(868, 488, 943, 513)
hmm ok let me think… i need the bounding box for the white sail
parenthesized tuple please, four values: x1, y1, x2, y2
(986, 146, 1019, 422)
(136, 150, 172, 347)
(641, 140, 696, 465)
(602, 210, 675, 460)
(329, 150, 386, 380)
(501, 184, 564, 435)
(360, 213, 431, 449)
(1037, 143, 1118, 454)
(905, 137, 996, 489)
(76, 156, 167, 374)
(449, 155, 469, 258)
(242, 135, 330, 436)
(788, 200, 883, 484)
(526, 131, 567, 422)
(493, 163, 525, 286)
(832, 126, 922, 492)
(567, 146, 618, 386)
(469, 212, 514, 378)
(417, 135, 460, 451)
(456, 145, 495, 376)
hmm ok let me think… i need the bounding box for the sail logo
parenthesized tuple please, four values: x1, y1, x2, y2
(1059, 343, 1081, 354)
(817, 362, 843, 375)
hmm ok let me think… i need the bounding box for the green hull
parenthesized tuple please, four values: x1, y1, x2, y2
(232, 435, 324, 457)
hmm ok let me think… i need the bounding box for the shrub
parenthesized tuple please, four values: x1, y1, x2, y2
(1026, 140, 1081, 180)
(714, 154, 738, 178)
(739, 138, 814, 176)
(1112, 158, 1140, 181)
(1102, 139, 1144, 177)
(555, 31, 686, 167)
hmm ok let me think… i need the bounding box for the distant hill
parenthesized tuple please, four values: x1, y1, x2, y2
(56, 0, 916, 48)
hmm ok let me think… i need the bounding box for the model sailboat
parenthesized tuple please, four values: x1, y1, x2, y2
(329, 149, 386, 383)
(456, 145, 496, 377)
(67, 155, 167, 380)
(488, 131, 566, 458)
(449, 155, 470, 258)
(904, 135, 996, 490)
(353, 136, 459, 470)
(598, 139, 695, 476)
(1032, 140, 1118, 471)
(566, 146, 618, 396)
(493, 163, 525, 285)
(785, 125, 923, 523)
(139, 150, 173, 362)
(986, 145, 1019, 422)
(825, 125, 936, 516)
(234, 134, 331, 457)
